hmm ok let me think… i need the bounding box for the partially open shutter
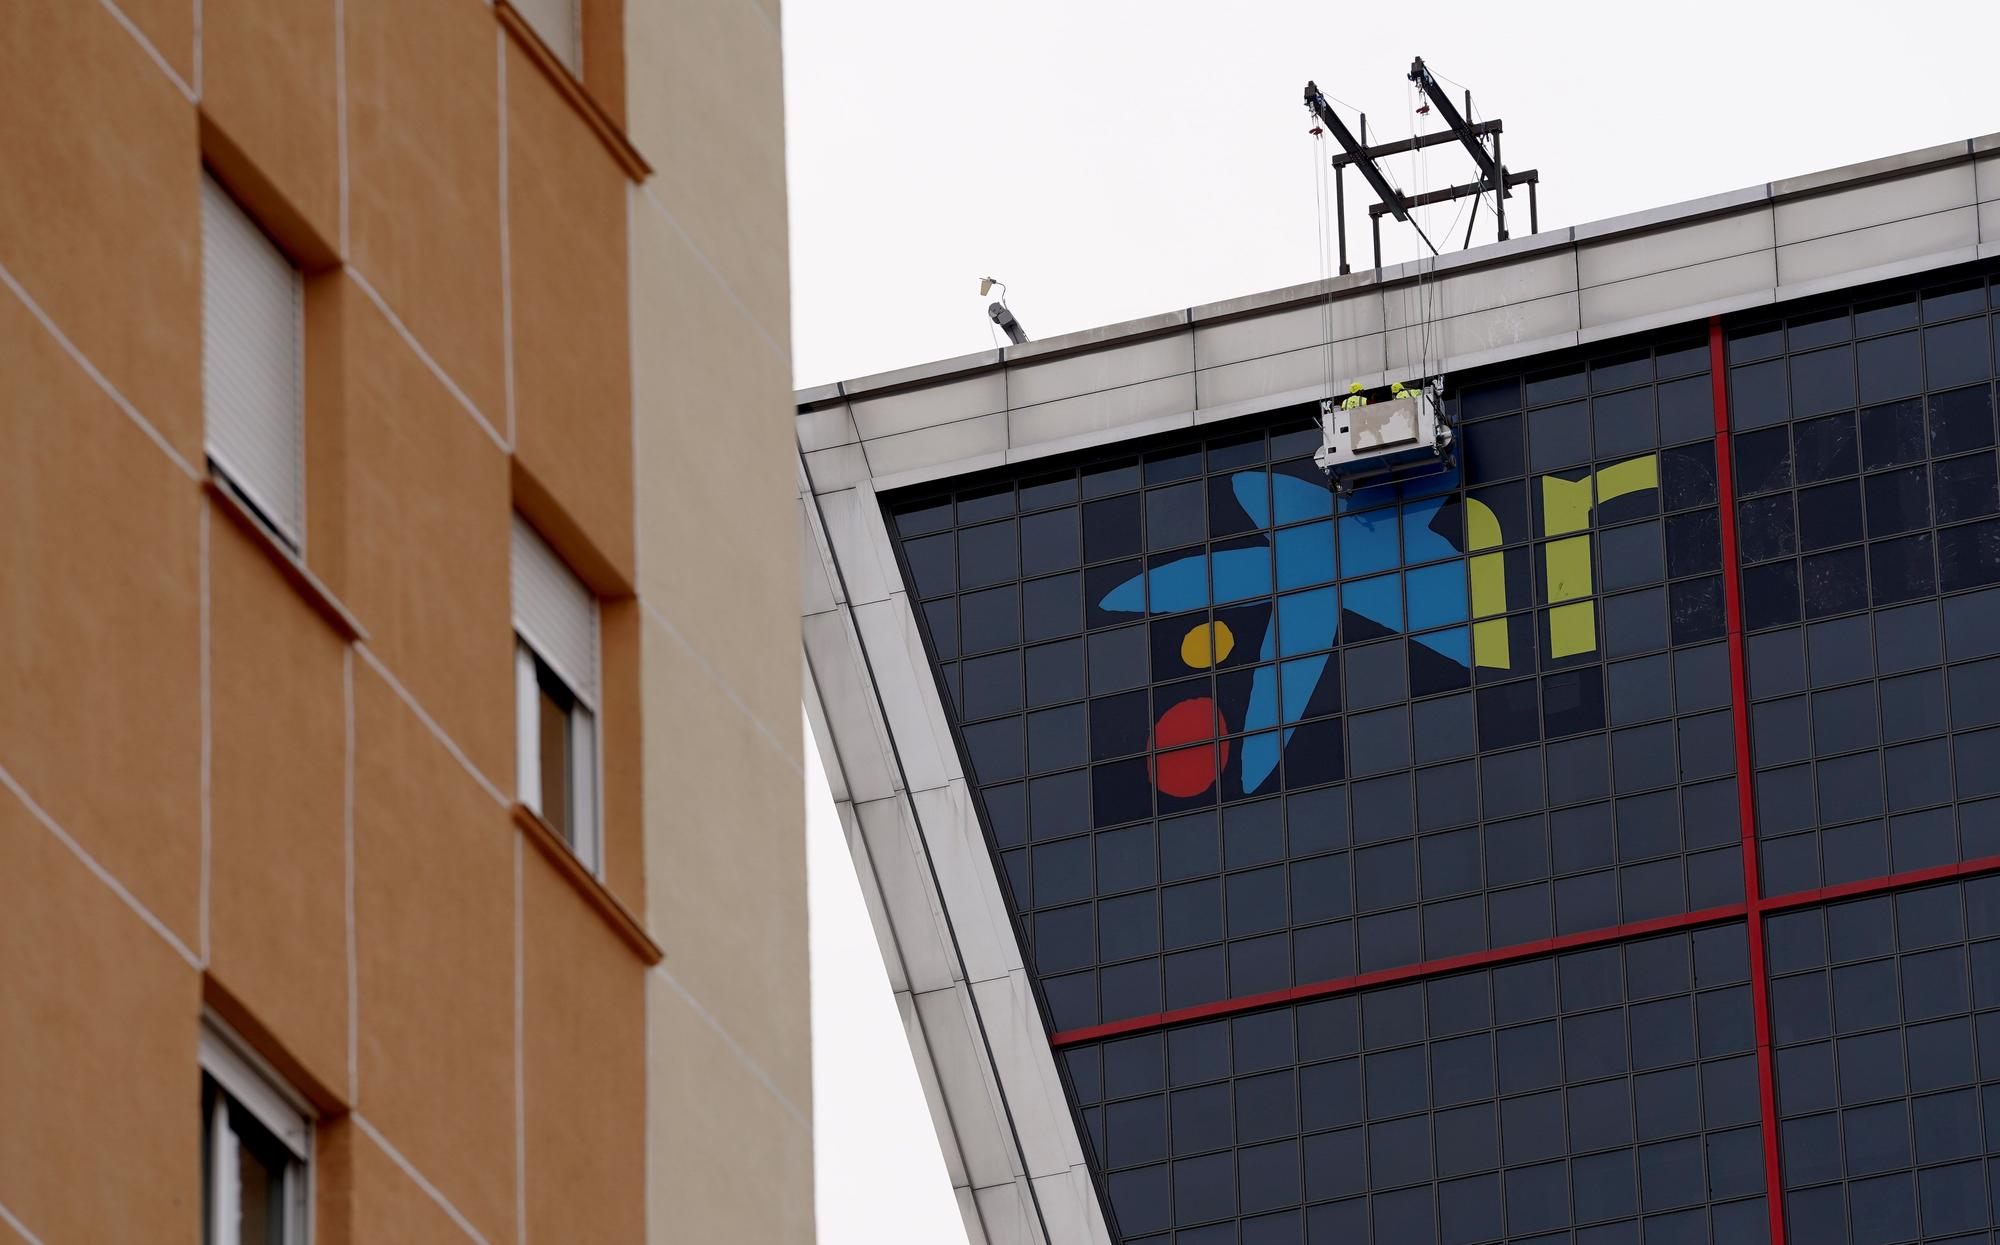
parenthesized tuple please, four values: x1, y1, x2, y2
(513, 0, 580, 74)
(512, 515, 599, 704)
(201, 174, 303, 546)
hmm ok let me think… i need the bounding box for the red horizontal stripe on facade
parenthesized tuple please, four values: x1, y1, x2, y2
(1048, 902, 1751, 1047)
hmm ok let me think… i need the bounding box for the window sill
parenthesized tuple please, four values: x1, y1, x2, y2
(511, 802, 663, 965)
(493, 1, 652, 183)
(203, 477, 368, 644)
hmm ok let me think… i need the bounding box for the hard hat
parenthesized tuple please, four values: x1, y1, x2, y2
(1349, 382, 1364, 393)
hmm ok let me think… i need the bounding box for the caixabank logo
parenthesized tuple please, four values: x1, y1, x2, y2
(1081, 450, 1677, 810)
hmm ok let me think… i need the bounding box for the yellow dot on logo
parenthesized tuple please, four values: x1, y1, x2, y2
(1180, 621, 1235, 669)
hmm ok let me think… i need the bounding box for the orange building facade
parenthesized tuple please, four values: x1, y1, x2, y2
(1, 1, 807, 1241)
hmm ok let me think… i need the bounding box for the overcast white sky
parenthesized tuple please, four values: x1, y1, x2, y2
(788, 3, 2000, 1241)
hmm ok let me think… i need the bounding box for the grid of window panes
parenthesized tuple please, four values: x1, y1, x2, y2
(887, 333, 1744, 1035)
(1063, 927, 1768, 1243)
(1767, 876, 2000, 1243)
(1732, 276, 2000, 893)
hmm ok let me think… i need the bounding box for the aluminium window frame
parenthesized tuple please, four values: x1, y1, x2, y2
(514, 639, 603, 874)
(510, 513, 604, 875)
(199, 1015, 313, 1245)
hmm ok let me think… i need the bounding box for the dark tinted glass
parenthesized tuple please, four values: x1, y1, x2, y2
(1736, 270, 2000, 890)
(1072, 934, 1764, 1239)
(1771, 878, 2000, 1244)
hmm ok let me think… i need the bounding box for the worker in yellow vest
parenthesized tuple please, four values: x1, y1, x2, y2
(1339, 382, 1368, 410)
(1389, 380, 1410, 401)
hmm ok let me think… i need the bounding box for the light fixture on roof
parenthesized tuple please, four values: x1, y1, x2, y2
(979, 277, 1029, 345)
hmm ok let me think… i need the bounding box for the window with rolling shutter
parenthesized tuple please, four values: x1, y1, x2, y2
(200, 1016, 311, 1245)
(512, 514, 599, 705)
(201, 173, 304, 548)
(512, 514, 601, 871)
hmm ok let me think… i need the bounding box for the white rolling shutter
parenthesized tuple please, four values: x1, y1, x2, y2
(513, 0, 581, 74)
(201, 173, 304, 547)
(512, 514, 599, 705)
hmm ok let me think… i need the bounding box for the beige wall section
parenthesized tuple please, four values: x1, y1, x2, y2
(331, 283, 517, 787)
(199, 0, 341, 261)
(522, 845, 648, 1241)
(206, 512, 351, 1103)
(506, 36, 637, 586)
(0, 4, 202, 465)
(319, 1117, 501, 1245)
(351, 667, 518, 1245)
(625, 0, 791, 353)
(626, 0, 810, 1237)
(0, 794, 201, 1244)
(0, 281, 204, 957)
(343, 0, 507, 428)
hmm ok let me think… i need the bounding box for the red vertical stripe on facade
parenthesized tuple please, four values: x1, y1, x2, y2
(1709, 316, 1789, 1245)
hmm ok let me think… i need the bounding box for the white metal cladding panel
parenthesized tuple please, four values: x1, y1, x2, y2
(511, 514, 599, 702)
(201, 174, 303, 545)
(513, 0, 580, 73)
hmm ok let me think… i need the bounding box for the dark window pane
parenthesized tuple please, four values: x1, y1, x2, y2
(1144, 446, 1202, 486)
(1091, 690, 1150, 760)
(1742, 562, 1801, 631)
(1924, 281, 1986, 322)
(1464, 414, 1526, 484)
(1869, 532, 1934, 605)
(1929, 384, 1996, 456)
(1792, 309, 1851, 350)
(1088, 626, 1148, 694)
(958, 520, 1018, 588)
(1730, 323, 1783, 363)
(963, 650, 1023, 719)
(1861, 398, 1926, 470)
(1478, 679, 1540, 751)
(960, 584, 1020, 652)
(1145, 482, 1205, 551)
(1097, 823, 1156, 894)
(1933, 452, 2000, 522)
(1084, 494, 1142, 562)
(1736, 427, 1794, 495)
(1659, 374, 1716, 444)
(1794, 411, 1861, 484)
(1593, 386, 1656, 457)
(1528, 364, 1588, 406)
(1802, 547, 1868, 618)
(1939, 517, 2000, 592)
(1665, 509, 1721, 577)
(1731, 360, 1787, 429)
(1790, 344, 1855, 418)
(1858, 330, 1922, 403)
(1865, 466, 1931, 538)
(1461, 376, 1522, 419)
(1797, 479, 1863, 552)
(1926, 317, 1994, 390)
(1669, 576, 1726, 644)
(1662, 442, 1719, 510)
(1737, 495, 1796, 563)
(1530, 401, 1591, 471)
(1023, 572, 1083, 641)
(1021, 507, 1081, 576)
(1019, 470, 1077, 511)
(1858, 294, 1920, 335)
(904, 532, 955, 597)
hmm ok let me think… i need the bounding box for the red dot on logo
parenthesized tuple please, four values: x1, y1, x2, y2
(1151, 697, 1232, 798)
